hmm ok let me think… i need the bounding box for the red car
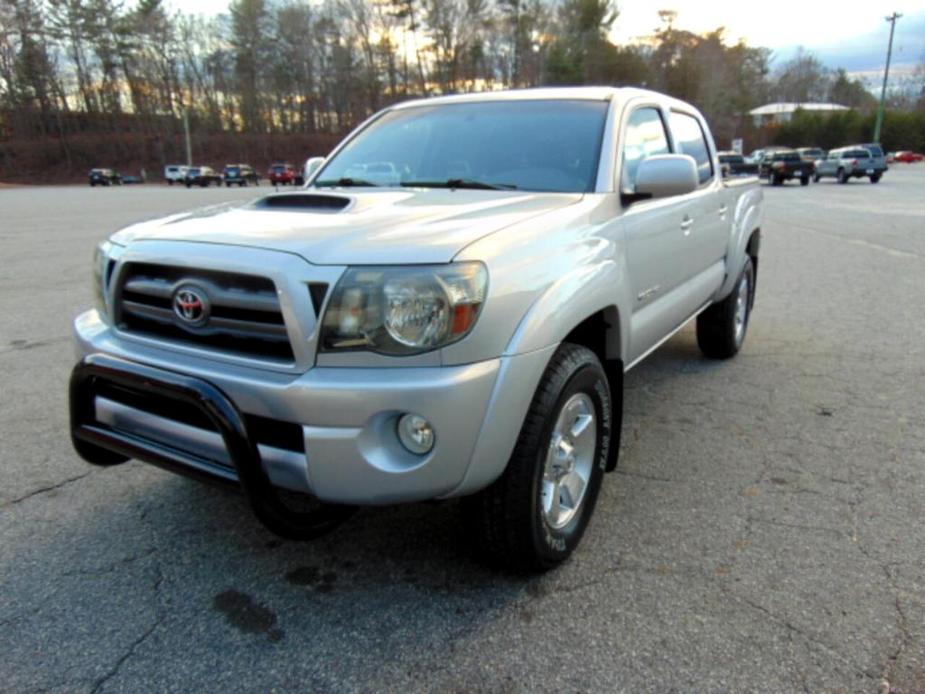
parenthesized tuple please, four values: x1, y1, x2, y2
(267, 162, 304, 185)
(893, 151, 923, 163)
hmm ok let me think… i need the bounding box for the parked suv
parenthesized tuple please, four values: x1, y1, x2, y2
(223, 164, 260, 187)
(89, 169, 122, 186)
(796, 147, 825, 165)
(184, 166, 223, 187)
(268, 163, 303, 186)
(164, 165, 189, 185)
(813, 147, 884, 184)
(759, 150, 813, 186)
(70, 88, 763, 570)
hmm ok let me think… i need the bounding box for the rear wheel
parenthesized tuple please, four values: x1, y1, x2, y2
(813, 171, 821, 183)
(800, 175, 809, 186)
(837, 168, 848, 184)
(697, 256, 755, 359)
(870, 173, 881, 183)
(461, 343, 613, 572)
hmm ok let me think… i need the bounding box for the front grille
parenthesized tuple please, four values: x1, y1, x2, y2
(116, 263, 294, 362)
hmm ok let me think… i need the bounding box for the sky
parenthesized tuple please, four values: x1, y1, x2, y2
(610, 0, 925, 72)
(173, 0, 925, 73)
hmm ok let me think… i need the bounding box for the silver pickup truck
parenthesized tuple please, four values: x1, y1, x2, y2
(70, 88, 762, 571)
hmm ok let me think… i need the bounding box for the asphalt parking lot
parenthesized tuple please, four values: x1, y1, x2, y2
(2, 170, 923, 692)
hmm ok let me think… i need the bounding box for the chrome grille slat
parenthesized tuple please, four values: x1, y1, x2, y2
(124, 277, 282, 315)
(116, 263, 295, 362)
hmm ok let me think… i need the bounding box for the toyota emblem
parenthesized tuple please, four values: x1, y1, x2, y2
(172, 285, 210, 326)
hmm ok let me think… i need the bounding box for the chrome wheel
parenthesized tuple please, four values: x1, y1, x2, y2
(541, 393, 597, 530)
(733, 271, 749, 346)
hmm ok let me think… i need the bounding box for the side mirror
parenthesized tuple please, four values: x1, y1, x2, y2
(634, 154, 699, 199)
(304, 156, 325, 183)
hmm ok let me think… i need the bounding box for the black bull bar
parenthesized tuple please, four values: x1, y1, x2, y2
(70, 353, 353, 539)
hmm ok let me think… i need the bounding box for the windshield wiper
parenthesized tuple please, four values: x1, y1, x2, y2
(401, 178, 517, 190)
(314, 177, 379, 187)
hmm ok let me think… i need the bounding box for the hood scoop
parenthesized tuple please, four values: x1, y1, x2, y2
(254, 193, 351, 212)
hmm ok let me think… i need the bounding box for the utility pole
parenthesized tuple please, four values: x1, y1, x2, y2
(183, 107, 193, 167)
(873, 12, 902, 144)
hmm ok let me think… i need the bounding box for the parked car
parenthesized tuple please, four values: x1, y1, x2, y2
(718, 151, 758, 176)
(70, 87, 763, 571)
(746, 146, 790, 164)
(759, 150, 813, 186)
(268, 162, 303, 186)
(121, 175, 144, 185)
(267, 163, 301, 186)
(164, 165, 189, 185)
(813, 147, 885, 184)
(222, 164, 260, 187)
(184, 166, 223, 187)
(796, 147, 825, 165)
(892, 151, 923, 163)
(88, 169, 121, 186)
(858, 143, 888, 173)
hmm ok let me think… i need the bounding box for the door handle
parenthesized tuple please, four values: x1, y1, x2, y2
(680, 216, 693, 235)
(718, 205, 728, 215)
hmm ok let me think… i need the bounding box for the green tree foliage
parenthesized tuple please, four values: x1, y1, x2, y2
(774, 108, 925, 151)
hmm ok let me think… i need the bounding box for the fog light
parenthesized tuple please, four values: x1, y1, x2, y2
(397, 414, 435, 455)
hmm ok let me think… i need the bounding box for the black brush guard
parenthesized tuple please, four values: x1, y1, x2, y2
(70, 353, 353, 540)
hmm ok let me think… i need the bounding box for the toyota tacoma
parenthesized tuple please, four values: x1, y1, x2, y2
(70, 88, 762, 571)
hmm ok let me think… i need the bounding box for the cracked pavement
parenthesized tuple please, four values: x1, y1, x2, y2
(1, 171, 924, 692)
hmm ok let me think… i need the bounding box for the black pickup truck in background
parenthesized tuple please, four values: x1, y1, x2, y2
(759, 150, 814, 186)
(718, 151, 758, 176)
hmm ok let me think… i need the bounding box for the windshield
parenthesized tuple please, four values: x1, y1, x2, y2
(315, 100, 609, 193)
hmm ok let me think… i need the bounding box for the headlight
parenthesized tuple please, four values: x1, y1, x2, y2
(321, 263, 488, 355)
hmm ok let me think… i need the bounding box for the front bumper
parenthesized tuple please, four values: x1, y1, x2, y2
(72, 310, 552, 505)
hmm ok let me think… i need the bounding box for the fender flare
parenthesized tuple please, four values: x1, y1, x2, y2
(503, 259, 630, 362)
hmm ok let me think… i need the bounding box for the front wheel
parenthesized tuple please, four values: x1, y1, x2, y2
(870, 174, 881, 183)
(837, 168, 848, 184)
(800, 175, 809, 186)
(813, 172, 821, 183)
(697, 256, 755, 359)
(461, 343, 613, 572)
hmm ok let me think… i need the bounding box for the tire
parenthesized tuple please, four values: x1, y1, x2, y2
(168, 180, 174, 186)
(870, 174, 881, 183)
(813, 172, 821, 183)
(461, 343, 613, 572)
(837, 168, 848, 184)
(770, 175, 780, 186)
(696, 256, 755, 360)
(800, 175, 809, 186)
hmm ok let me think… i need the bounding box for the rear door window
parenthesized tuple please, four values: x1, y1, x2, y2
(669, 112, 714, 184)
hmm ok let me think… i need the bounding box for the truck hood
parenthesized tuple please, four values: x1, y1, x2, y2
(111, 189, 583, 265)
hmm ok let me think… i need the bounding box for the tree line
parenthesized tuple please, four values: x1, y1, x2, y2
(1, 0, 922, 178)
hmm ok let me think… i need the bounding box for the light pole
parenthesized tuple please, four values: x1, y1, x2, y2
(873, 12, 902, 144)
(183, 107, 193, 167)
